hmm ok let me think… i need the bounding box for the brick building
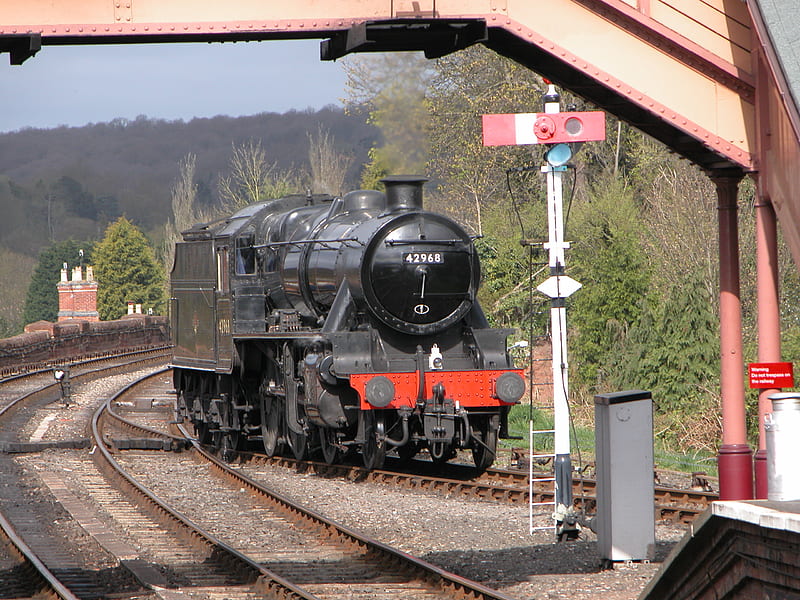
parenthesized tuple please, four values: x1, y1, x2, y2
(57, 265, 99, 322)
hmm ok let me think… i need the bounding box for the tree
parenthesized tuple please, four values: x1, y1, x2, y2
(604, 270, 721, 450)
(0, 315, 11, 338)
(0, 247, 37, 334)
(218, 139, 300, 210)
(629, 138, 719, 301)
(475, 199, 550, 333)
(568, 175, 651, 388)
(426, 45, 547, 234)
(22, 240, 93, 324)
(52, 175, 97, 220)
(610, 271, 718, 404)
(162, 153, 210, 274)
(343, 53, 432, 188)
(307, 125, 352, 195)
(93, 217, 165, 320)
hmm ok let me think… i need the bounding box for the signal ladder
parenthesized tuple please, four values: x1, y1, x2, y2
(526, 361, 557, 535)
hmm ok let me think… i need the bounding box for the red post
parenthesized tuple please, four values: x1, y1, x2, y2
(713, 172, 753, 500)
(754, 194, 781, 498)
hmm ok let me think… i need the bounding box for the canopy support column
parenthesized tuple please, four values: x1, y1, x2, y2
(713, 171, 753, 501)
(754, 192, 781, 498)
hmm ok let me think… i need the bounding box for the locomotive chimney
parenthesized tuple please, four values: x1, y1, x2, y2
(381, 176, 428, 212)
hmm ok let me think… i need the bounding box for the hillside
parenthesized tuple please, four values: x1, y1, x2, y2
(0, 107, 377, 252)
(0, 107, 378, 333)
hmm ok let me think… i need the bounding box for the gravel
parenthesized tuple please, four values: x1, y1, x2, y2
(232, 460, 688, 600)
(14, 370, 690, 600)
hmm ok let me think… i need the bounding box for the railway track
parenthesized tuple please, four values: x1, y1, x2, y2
(100, 371, 522, 600)
(0, 360, 706, 599)
(0, 351, 171, 600)
(94, 375, 316, 599)
(108, 370, 715, 524)
(0, 341, 172, 379)
(234, 454, 715, 524)
(0, 347, 171, 459)
(0, 511, 81, 600)
(0, 346, 171, 413)
(1, 360, 274, 599)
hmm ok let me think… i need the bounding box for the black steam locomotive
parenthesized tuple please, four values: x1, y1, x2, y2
(170, 176, 525, 471)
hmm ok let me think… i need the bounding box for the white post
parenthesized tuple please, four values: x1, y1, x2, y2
(543, 162, 574, 512)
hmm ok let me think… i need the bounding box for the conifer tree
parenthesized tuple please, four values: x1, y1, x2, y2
(0, 315, 11, 338)
(569, 176, 651, 388)
(22, 240, 92, 324)
(93, 217, 165, 320)
(637, 271, 718, 411)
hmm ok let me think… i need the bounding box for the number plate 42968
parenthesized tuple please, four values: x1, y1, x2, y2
(403, 252, 444, 264)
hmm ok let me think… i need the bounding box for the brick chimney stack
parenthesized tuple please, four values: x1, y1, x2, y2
(57, 264, 99, 322)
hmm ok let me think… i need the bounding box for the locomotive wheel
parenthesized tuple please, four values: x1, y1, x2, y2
(471, 421, 498, 473)
(176, 390, 188, 422)
(362, 411, 386, 470)
(281, 343, 308, 461)
(320, 427, 342, 464)
(260, 396, 284, 457)
(218, 431, 241, 463)
(286, 427, 308, 461)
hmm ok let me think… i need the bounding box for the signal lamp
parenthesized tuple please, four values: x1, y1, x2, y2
(545, 143, 572, 168)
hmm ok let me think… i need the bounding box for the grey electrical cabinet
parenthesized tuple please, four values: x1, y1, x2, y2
(594, 390, 655, 562)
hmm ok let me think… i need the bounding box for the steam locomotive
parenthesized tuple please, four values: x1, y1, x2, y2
(170, 176, 525, 471)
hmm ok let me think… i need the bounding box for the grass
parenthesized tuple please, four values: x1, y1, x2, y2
(502, 403, 718, 478)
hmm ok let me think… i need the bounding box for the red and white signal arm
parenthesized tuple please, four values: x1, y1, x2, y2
(482, 111, 606, 146)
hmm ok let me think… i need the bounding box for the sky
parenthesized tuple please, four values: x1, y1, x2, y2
(0, 39, 349, 133)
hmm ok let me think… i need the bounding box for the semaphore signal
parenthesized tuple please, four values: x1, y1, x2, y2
(482, 82, 606, 540)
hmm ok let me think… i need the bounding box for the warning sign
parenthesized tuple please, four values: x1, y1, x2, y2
(748, 362, 794, 389)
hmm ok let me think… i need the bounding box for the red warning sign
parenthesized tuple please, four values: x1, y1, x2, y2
(748, 362, 794, 389)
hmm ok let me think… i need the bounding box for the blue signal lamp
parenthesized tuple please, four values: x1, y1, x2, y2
(545, 143, 572, 168)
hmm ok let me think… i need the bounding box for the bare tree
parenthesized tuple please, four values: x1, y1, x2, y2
(307, 125, 352, 195)
(218, 139, 298, 210)
(163, 153, 205, 272)
(426, 46, 545, 235)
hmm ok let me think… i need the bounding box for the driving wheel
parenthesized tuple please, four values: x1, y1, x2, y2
(260, 395, 284, 457)
(320, 427, 342, 464)
(362, 410, 386, 470)
(286, 426, 308, 460)
(218, 431, 241, 463)
(471, 416, 499, 473)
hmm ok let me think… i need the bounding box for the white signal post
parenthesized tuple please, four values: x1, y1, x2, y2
(482, 83, 605, 539)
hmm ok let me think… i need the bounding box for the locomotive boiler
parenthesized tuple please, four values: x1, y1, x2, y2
(170, 176, 525, 471)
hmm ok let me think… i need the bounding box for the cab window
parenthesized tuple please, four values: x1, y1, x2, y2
(235, 234, 256, 275)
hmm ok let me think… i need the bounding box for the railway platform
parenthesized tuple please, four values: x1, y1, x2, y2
(641, 500, 800, 599)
